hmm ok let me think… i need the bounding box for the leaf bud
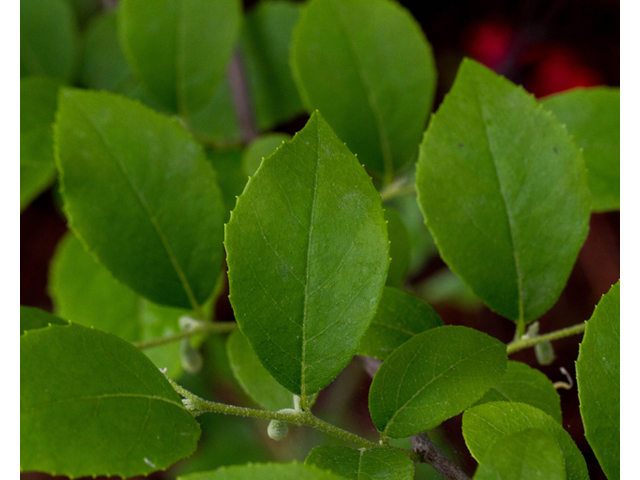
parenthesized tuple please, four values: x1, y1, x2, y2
(267, 419, 288, 441)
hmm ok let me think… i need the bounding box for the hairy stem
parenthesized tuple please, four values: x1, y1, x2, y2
(132, 321, 237, 349)
(411, 433, 471, 480)
(506, 322, 585, 355)
(379, 180, 416, 202)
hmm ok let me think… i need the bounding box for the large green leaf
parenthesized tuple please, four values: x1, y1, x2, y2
(542, 88, 620, 212)
(225, 112, 389, 397)
(291, 0, 437, 177)
(357, 287, 442, 361)
(306, 446, 414, 480)
(385, 207, 411, 287)
(226, 330, 294, 411)
(473, 429, 566, 480)
(576, 281, 620, 480)
(21, 322, 200, 478)
(475, 360, 562, 423)
(21, 0, 78, 82)
(369, 325, 507, 438)
(20, 76, 63, 211)
(20, 306, 68, 335)
(179, 462, 345, 480)
(241, 1, 304, 130)
(463, 402, 588, 480)
(119, 0, 241, 115)
(416, 58, 590, 323)
(55, 89, 224, 309)
(243, 133, 292, 177)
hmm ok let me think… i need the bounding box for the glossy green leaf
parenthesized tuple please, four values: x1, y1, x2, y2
(179, 462, 345, 480)
(357, 287, 443, 361)
(416, 58, 590, 323)
(241, 1, 304, 130)
(385, 207, 411, 287)
(21, 322, 201, 477)
(226, 111, 389, 397)
(473, 429, 566, 480)
(576, 281, 620, 480)
(119, 0, 242, 115)
(291, 0, 437, 176)
(463, 402, 588, 480)
(306, 446, 414, 480)
(475, 360, 562, 423)
(21, 0, 79, 82)
(55, 89, 224, 309)
(226, 330, 294, 411)
(369, 325, 507, 438)
(542, 88, 620, 212)
(243, 133, 292, 177)
(20, 77, 63, 211)
(20, 306, 68, 335)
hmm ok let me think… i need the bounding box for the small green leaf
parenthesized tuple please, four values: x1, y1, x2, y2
(306, 446, 414, 480)
(21, 0, 79, 82)
(226, 111, 389, 397)
(179, 462, 346, 480)
(243, 133, 292, 177)
(55, 89, 224, 309)
(226, 330, 294, 411)
(369, 325, 507, 438)
(241, 1, 304, 130)
(542, 88, 620, 212)
(21, 322, 201, 478)
(357, 287, 442, 361)
(20, 76, 63, 211)
(416, 58, 590, 323)
(473, 429, 566, 480)
(418, 269, 483, 312)
(475, 360, 562, 423)
(576, 281, 620, 480)
(207, 148, 246, 222)
(385, 207, 411, 287)
(119, 0, 242, 115)
(291, 0, 437, 176)
(463, 402, 588, 480)
(20, 306, 68, 335)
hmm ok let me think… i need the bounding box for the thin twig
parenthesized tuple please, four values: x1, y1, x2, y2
(506, 322, 585, 355)
(228, 49, 259, 144)
(411, 433, 471, 480)
(132, 321, 237, 349)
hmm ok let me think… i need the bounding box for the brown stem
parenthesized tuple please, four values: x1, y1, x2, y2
(228, 49, 259, 144)
(411, 433, 471, 480)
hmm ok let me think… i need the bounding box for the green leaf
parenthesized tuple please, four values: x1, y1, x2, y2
(55, 88, 224, 310)
(463, 402, 588, 480)
(418, 269, 483, 312)
(474, 360, 562, 423)
(20, 306, 68, 335)
(21, 322, 200, 477)
(226, 330, 294, 411)
(291, 0, 437, 176)
(306, 446, 414, 480)
(21, 0, 79, 82)
(357, 287, 442, 361)
(243, 133, 292, 177)
(207, 148, 246, 222)
(416, 58, 590, 323)
(241, 1, 304, 131)
(576, 281, 620, 480)
(225, 111, 389, 397)
(369, 325, 507, 438)
(542, 88, 620, 212)
(20, 77, 63, 211)
(473, 429, 566, 480)
(119, 0, 242, 115)
(179, 462, 346, 480)
(385, 207, 411, 287)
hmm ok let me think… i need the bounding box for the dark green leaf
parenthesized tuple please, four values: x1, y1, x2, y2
(473, 429, 566, 480)
(243, 133, 292, 177)
(357, 287, 442, 361)
(226, 112, 389, 397)
(21, 0, 79, 82)
(207, 148, 246, 222)
(385, 207, 411, 287)
(416, 58, 590, 323)
(576, 281, 620, 480)
(463, 402, 588, 480)
(241, 1, 304, 130)
(291, 0, 437, 176)
(20, 77, 63, 211)
(226, 330, 294, 411)
(542, 88, 620, 212)
(369, 325, 507, 438)
(475, 360, 562, 423)
(306, 446, 414, 480)
(20, 306, 68, 335)
(179, 462, 345, 480)
(21, 322, 200, 477)
(55, 89, 224, 309)
(119, 0, 242, 115)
